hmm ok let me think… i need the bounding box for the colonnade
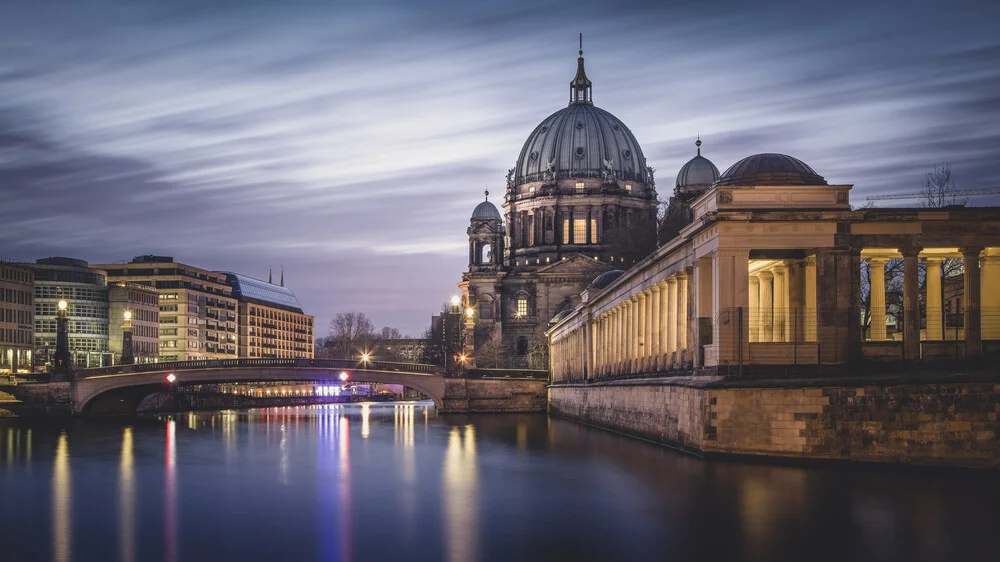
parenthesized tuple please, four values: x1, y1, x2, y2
(864, 247, 1000, 356)
(748, 258, 817, 343)
(592, 270, 691, 377)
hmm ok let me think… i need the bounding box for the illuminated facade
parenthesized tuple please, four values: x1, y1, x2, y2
(31, 257, 110, 369)
(108, 282, 160, 363)
(0, 262, 34, 374)
(221, 271, 314, 359)
(94, 256, 238, 361)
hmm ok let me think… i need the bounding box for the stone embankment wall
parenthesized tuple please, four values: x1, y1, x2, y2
(442, 378, 548, 413)
(550, 376, 1000, 469)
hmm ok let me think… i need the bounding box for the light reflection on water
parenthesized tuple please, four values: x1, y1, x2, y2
(0, 402, 998, 562)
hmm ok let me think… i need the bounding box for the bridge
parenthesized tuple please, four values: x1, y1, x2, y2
(6, 358, 550, 415)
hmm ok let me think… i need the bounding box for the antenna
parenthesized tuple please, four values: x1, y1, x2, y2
(579, 32, 583, 55)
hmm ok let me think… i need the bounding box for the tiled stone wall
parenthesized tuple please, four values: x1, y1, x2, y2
(548, 382, 706, 451)
(706, 383, 1000, 468)
(550, 379, 1000, 468)
(441, 378, 547, 413)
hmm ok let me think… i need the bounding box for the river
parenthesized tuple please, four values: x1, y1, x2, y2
(1, 402, 998, 562)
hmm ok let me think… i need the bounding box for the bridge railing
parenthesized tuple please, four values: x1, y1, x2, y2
(467, 368, 550, 380)
(76, 358, 442, 378)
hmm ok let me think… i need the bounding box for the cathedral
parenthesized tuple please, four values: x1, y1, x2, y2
(458, 45, 719, 368)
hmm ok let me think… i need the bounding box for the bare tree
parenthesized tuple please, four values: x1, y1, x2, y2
(327, 312, 375, 359)
(475, 325, 510, 368)
(527, 339, 549, 370)
(921, 163, 967, 208)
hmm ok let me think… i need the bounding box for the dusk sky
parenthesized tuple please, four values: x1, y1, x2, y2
(2, 0, 999, 336)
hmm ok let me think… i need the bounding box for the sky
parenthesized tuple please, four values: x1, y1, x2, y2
(2, 0, 999, 336)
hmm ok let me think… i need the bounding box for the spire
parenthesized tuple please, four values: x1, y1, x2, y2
(484, 188, 489, 201)
(268, 265, 272, 284)
(569, 33, 592, 105)
(280, 265, 284, 287)
(696, 136, 702, 157)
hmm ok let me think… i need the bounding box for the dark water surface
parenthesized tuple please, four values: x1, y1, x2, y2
(1, 402, 998, 562)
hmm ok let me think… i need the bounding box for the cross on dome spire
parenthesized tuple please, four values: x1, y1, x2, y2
(696, 136, 702, 156)
(570, 33, 593, 105)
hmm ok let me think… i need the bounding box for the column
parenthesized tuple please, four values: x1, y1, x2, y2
(787, 261, 806, 342)
(925, 258, 943, 341)
(815, 248, 862, 365)
(666, 276, 678, 366)
(982, 251, 1000, 340)
(677, 271, 688, 356)
(712, 249, 751, 366)
(695, 258, 713, 368)
(659, 280, 669, 363)
(804, 256, 817, 342)
(868, 258, 887, 342)
(686, 266, 696, 358)
(963, 247, 983, 357)
(637, 292, 647, 366)
(748, 275, 760, 343)
(651, 284, 662, 365)
(612, 308, 620, 372)
(629, 296, 638, 371)
(773, 263, 787, 342)
(758, 271, 774, 342)
(901, 248, 921, 361)
(623, 301, 631, 371)
(644, 289, 653, 361)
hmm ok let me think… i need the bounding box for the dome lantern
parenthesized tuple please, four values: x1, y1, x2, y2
(570, 33, 593, 105)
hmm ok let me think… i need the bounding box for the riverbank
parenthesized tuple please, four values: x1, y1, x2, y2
(549, 371, 1000, 469)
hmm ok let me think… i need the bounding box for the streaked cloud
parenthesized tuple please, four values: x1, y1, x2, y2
(2, 0, 999, 335)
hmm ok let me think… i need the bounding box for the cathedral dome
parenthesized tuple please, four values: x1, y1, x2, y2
(513, 50, 647, 186)
(675, 139, 720, 191)
(717, 153, 826, 187)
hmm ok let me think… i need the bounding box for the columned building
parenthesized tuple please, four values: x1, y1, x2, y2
(459, 47, 658, 367)
(548, 153, 1000, 380)
(31, 257, 110, 369)
(108, 282, 160, 363)
(221, 271, 314, 359)
(93, 256, 238, 361)
(0, 262, 34, 375)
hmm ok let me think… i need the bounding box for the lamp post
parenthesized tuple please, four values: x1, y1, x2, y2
(121, 309, 135, 365)
(52, 299, 73, 381)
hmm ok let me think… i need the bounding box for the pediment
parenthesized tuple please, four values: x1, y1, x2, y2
(537, 253, 612, 276)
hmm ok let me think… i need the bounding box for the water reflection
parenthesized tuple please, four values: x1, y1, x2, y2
(3, 406, 999, 562)
(443, 425, 478, 562)
(52, 431, 71, 562)
(118, 428, 135, 562)
(164, 419, 177, 562)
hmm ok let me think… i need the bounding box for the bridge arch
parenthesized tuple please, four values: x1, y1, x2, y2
(72, 359, 447, 414)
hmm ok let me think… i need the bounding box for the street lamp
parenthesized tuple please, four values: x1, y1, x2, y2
(52, 299, 72, 381)
(121, 309, 135, 365)
(339, 371, 349, 381)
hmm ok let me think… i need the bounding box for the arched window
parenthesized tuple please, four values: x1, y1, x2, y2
(516, 336, 529, 355)
(481, 243, 492, 264)
(479, 298, 493, 319)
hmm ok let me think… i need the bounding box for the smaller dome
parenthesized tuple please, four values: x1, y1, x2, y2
(717, 153, 826, 186)
(472, 199, 501, 221)
(472, 190, 503, 221)
(676, 139, 720, 190)
(590, 269, 625, 290)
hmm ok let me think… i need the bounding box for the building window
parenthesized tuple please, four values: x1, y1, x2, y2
(516, 298, 528, 318)
(590, 218, 598, 243)
(562, 219, 569, 244)
(573, 219, 587, 243)
(575, 182, 584, 192)
(479, 301, 492, 319)
(625, 184, 632, 192)
(516, 336, 529, 355)
(529, 186, 535, 196)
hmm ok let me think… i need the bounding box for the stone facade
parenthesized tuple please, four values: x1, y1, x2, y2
(441, 378, 548, 414)
(0, 263, 34, 374)
(550, 375, 1000, 468)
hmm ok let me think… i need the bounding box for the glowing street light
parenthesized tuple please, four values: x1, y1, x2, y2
(123, 310, 132, 321)
(450, 295, 461, 307)
(458, 353, 467, 364)
(166, 373, 176, 384)
(58, 300, 68, 311)
(465, 307, 474, 318)
(339, 371, 349, 382)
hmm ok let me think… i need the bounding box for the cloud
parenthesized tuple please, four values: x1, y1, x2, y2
(2, 0, 999, 335)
